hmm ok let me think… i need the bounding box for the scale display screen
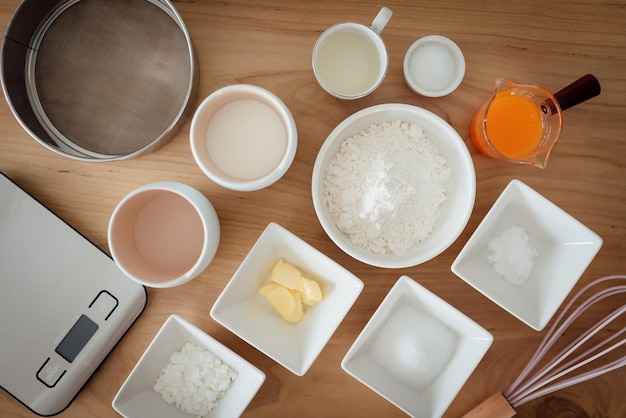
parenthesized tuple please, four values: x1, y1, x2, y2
(55, 315, 99, 363)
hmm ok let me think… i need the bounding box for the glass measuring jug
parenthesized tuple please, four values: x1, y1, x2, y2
(470, 75, 601, 169)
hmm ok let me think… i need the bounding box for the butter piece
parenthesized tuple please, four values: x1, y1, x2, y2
(260, 259, 324, 323)
(301, 277, 323, 306)
(259, 283, 298, 318)
(271, 259, 304, 292)
(281, 290, 304, 323)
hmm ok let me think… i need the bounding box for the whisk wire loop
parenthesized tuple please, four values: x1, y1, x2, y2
(504, 275, 626, 408)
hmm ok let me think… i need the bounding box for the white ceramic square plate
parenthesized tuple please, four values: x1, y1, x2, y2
(210, 222, 364, 376)
(112, 314, 265, 418)
(341, 276, 493, 418)
(451, 179, 603, 330)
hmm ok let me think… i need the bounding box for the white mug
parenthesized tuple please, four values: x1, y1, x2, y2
(108, 181, 220, 288)
(312, 7, 393, 99)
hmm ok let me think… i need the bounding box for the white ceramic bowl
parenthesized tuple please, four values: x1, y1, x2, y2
(190, 84, 297, 192)
(403, 35, 465, 97)
(112, 314, 265, 418)
(210, 222, 364, 376)
(312, 103, 475, 268)
(342, 276, 493, 418)
(451, 179, 603, 331)
(108, 181, 220, 288)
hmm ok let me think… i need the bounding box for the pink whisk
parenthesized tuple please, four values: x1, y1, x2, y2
(463, 275, 626, 418)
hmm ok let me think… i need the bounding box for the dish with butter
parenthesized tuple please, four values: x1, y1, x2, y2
(259, 259, 324, 323)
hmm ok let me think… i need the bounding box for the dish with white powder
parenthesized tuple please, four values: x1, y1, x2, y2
(324, 120, 451, 255)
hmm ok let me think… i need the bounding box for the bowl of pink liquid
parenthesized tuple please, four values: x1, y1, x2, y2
(108, 181, 220, 288)
(190, 84, 298, 192)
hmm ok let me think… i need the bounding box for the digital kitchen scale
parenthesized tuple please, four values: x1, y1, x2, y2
(0, 172, 147, 416)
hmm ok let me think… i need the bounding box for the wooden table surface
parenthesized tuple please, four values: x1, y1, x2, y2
(1, 1, 625, 417)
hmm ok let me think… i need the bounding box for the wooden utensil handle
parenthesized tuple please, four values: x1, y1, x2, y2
(462, 391, 517, 418)
(553, 74, 601, 112)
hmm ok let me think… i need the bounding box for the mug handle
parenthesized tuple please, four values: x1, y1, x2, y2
(370, 7, 393, 35)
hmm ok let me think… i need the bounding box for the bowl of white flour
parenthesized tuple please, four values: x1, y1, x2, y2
(312, 104, 475, 268)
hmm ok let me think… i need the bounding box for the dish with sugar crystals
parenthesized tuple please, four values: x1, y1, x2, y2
(487, 224, 538, 286)
(342, 276, 493, 418)
(369, 302, 458, 391)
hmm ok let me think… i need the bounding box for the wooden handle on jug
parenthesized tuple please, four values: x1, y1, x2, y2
(553, 74, 601, 112)
(462, 391, 517, 418)
(541, 74, 601, 115)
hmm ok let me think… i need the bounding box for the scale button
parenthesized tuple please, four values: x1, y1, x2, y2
(89, 290, 119, 321)
(36, 358, 66, 388)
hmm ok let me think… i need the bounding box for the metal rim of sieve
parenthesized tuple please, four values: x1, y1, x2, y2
(1, 0, 198, 161)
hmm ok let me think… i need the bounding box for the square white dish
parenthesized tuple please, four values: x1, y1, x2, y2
(451, 179, 603, 330)
(341, 275, 493, 418)
(112, 314, 265, 418)
(210, 222, 364, 376)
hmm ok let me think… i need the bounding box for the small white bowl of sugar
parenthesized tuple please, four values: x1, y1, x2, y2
(403, 35, 465, 97)
(190, 84, 298, 191)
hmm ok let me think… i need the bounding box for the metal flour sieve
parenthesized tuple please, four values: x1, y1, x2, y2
(1, 0, 198, 161)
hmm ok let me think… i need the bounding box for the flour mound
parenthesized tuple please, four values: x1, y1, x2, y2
(324, 120, 451, 255)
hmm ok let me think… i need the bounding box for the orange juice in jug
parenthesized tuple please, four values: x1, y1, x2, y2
(470, 79, 562, 168)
